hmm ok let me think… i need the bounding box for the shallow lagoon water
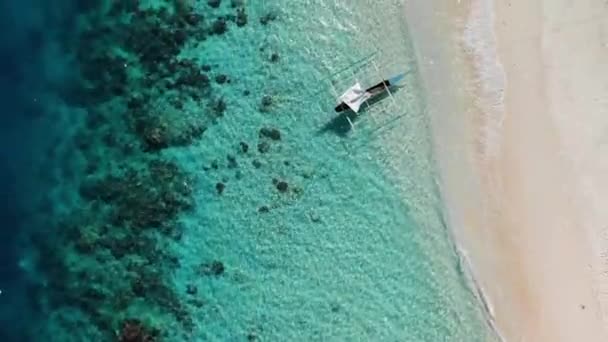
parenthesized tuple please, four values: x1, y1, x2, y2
(0, 1, 493, 341)
(169, 0, 493, 340)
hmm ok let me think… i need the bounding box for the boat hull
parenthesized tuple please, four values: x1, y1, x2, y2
(334, 72, 405, 112)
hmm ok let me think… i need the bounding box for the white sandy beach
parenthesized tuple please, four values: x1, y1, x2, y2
(405, 0, 608, 340)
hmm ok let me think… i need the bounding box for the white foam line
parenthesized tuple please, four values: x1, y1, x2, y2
(456, 3, 510, 336)
(436, 178, 507, 342)
(456, 242, 507, 342)
(400, 0, 509, 338)
(462, 0, 507, 162)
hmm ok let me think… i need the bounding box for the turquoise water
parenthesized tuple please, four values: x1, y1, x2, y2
(169, 1, 493, 341)
(4, 1, 495, 341)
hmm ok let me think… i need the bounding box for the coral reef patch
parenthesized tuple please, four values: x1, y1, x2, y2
(20, 1, 258, 340)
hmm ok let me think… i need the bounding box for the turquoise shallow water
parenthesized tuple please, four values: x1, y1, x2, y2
(4, 1, 495, 341)
(165, 1, 493, 341)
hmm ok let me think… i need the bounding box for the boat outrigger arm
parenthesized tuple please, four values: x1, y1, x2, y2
(334, 73, 406, 113)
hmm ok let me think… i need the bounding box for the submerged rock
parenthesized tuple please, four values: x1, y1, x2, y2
(208, 0, 221, 8)
(275, 180, 288, 192)
(227, 155, 238, 168)
(261, 95, 272, 107)
(212, 97, 227, 116)
(239, 141, 249, 153)
(186, 284, 198, 295)
(236, 8, 248, 27)
(174, 71, 210, 89)
(131, 278, 146, 297)
(260, 13, 277, 25)
(143, 126, 169, 151)
(119, 319, 157, 342)
(259, 127, 281, 141)
(247, 331, 258, 341)
(184, 13, 201, 27)
(189, 299, 205, 308)
(216, 182, 225, 195)
(257, 142, 270, 154)
(200, 260, 225, 276)
(215, 74, 228, 84)
(212, 18, 227, 35)
(309, 212, 321, 223)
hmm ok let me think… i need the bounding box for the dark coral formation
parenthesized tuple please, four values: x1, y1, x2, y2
(227, 154, 238, 168)
(80, 159, 193, 228)
(31, 155, 195, 338)
(216, 182, 225, 195)
(31, 222, 190, 336)
(73, 1, 253, 152)
(256, 127, 282, 154)
(270, 52, 280, 63)
(119, 319, 158, 342)
(215, 74, 228, 84)
(124, 6, 205, 72)
(260, 12, 278, 26)
(23, 0, 292, 340)
(208, 0, 222, 9)
(236, 8, 248, 27)
(22, 1, 240, 340)
(261, 95, 273, 108)
(200, 260, 225, 276)
(259, 127, 281, 141)
(186, 284, 198, 295)
(212, 18, 228, 35)
(274, 179, 289, 193)
(239, 141, 249, 153)
(257, 141, 270, 154)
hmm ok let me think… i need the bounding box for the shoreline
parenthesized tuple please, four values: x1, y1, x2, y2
(402, 0, 505, 340)
(405, 0, 608, 340)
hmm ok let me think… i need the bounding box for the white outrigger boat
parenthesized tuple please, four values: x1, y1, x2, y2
(334, 72, 406, 113)
(312, 50, 409, 137)
(319, 50, 408, 132)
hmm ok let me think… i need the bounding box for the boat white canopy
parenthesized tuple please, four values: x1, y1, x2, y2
(337, 82, 372, 113)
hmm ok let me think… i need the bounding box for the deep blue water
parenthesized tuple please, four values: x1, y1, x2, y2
(0, 0, 39, 279)
(0, 1, 79, 340)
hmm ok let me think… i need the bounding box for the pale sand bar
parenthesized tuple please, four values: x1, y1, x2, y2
(405, 0, 608, 340)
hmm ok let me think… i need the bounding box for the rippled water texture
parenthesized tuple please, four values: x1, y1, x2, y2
(0, 1, 493, 341)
